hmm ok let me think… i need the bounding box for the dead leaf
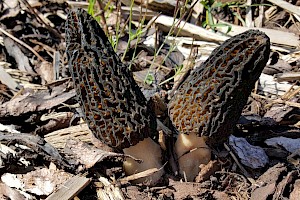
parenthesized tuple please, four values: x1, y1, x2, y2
(0, 82, 75, 117)
(0, 182, 28, 200)
(229, 135, 269, 169)
(65, 138, 124, 169)
(2, 167, 72, 196)
(265, 136, 300, 153)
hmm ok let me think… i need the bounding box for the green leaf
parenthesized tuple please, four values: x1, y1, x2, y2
(144, 73, 154, 85)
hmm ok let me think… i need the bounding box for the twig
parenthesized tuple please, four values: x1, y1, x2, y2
(154, 15, 229, 43)
(252, 93, 300, 108)
(20, 0, 63, 39)
(96, 0, 109, 35)
(0, 27, 46, 62)
(118, 163, 166, 184)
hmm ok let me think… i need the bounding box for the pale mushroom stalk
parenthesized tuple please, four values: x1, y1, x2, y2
(169, 30, 271, 181)
(66, 9, 164, 185)
(123, 138, 164, 183)
(175, 133, 211, 181)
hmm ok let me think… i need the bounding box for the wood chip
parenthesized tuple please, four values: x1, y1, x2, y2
(46, 175, 91, 200)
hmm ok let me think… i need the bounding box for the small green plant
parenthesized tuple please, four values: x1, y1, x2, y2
(86, 0, 199, 86)
(142, 0, 194, 85)
(200, 0, 232, 32)
(87, 0, 100, 21)
(201, 0, 271, 31)
(122, 0, 148, 70)
(87, 0, 121, 51)
(89, 0, 149, 67)
(107, 1, 122, 51)
(159, 64, 184, 86)
(144, 73, 155, 85)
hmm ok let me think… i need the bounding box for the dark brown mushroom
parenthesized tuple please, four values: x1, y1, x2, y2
(65, 9, 164, 184)
(168, 30, 271, 181)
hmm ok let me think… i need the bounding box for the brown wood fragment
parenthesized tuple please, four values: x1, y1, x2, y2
(46, 176, 91, 200)
(45, 124, 113, 152)
(96, 177, 125, 200)
(290, 179, 300, 200)
(195, 160, 220, 182)
(0, 65, 20, 92)
(0, 182, 26, 200)
(273, 170, 297, 199)
(36, 112, 74, 135)
(250, 163, 287, 200)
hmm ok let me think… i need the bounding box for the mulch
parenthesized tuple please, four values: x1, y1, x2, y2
(0, 0, 300, 199)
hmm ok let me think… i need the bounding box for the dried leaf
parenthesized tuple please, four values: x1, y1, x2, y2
(2, 168, 72, 196)
(265, 136, 300, 153)
(65, 138, 124, 168)
(0, 82, 75, 117)
(229, 135, 269, 169)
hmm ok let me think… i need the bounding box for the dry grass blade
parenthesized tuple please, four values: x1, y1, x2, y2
(252, 93, 300, 109)
(266, 0, 300, 16)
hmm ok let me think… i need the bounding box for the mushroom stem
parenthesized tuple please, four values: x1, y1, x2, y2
(123, 138, 164, 184)
(175, 132, 211, 181)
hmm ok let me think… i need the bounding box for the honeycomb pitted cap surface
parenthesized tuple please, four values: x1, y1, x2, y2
(66, 9, 157, 149)
(168, 30, 270, 144)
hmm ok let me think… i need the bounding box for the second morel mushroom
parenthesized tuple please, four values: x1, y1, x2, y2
(168, 30, 271, 181)
(66, 9, 164, 184)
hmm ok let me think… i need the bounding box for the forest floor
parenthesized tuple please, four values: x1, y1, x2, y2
(0, 0, 300, 199)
